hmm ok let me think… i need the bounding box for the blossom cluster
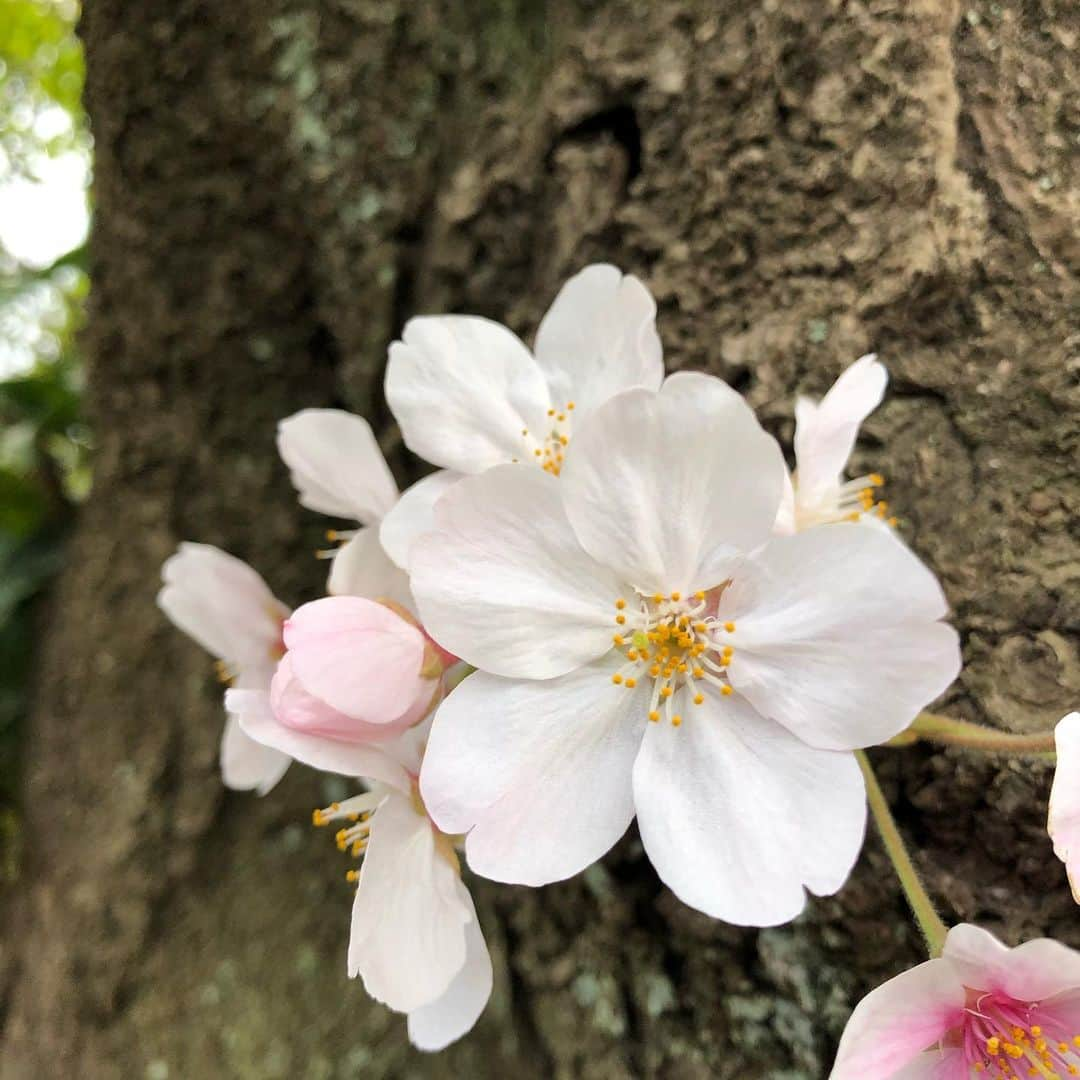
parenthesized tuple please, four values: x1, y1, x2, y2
(159, 265, 1076, 1067)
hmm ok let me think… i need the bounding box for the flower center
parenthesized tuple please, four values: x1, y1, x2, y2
(517, 400, 575, 476)
(958, 993, 1080, 1078)
(796, 471, 896, 530)
(609, 589, 736, 727)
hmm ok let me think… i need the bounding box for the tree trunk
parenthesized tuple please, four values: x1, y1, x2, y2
(2, 1, 1077, 1076)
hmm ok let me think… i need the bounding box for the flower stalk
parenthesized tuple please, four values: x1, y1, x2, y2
(856, 750, 948, 958)
(887, 711, 1057, 755)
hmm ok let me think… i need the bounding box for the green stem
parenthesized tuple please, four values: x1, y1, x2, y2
(856, 750, 948, 958)
(888, 711, 1056, 755)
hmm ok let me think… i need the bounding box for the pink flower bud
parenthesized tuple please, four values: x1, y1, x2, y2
(271, 596, 438, 741)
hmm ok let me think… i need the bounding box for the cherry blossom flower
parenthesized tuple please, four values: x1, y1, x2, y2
(378, 263, 663, 569)
(269, 595, 443, 742)
(157, 543, 290, 794)
(411, 373, 960, 925)
(229, 693, 491, 1052)
(276, 408, 412, 605)
(775, 353, 894, 534)
(1050, 711, 1080, 902)
(831, 923, 1080, 1079)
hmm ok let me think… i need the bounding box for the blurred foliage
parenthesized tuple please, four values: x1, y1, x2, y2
(0, 0, 88, 876)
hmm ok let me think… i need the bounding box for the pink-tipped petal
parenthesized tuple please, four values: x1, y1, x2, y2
(830, 957, 964, 1080)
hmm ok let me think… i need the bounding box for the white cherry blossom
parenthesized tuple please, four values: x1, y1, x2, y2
(230, 692, 492, 1052)
(775, 353, 893, 533)
(412, 373, 960, 925)
(157, 543, 290, 794)
(378, 263, 663, 569)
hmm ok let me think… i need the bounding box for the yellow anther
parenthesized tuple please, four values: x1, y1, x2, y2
(345, 869, 359, 883)
(347, 813, 359, 822)
(722, 646, 734, 658)
(612, 674, 623, 685)
(693, 693, 704, 705)
(869, 473, 885, 486)
(888, 516, 898, 526)
(312, 808, 326, 827)
(694, 622, 707, 632)
(613, 634, 625, 646)
(326, 529, 340, 541)
(648, 710, 660, 722)
(677, 662, 688, 673)
(650, 664, 661, 677)
(988, 1038, 1001, 1055)
(534, 448, 542, 457)
(660, 687, 673, 699)
(671, 591, 681, 601)
(719, 656, 730, 667)
(1060, 1043, 1070, 1054)
(351, 841, 364, 856)
(615, 598, 626, 610)
(625, 677, 637, 689)
(671, 715, 682, 727)
(721, 685, 733, 696)
(557, 413, 566, 422)
(615, 614, 626, 625)
(692, 667, 704, 678)
(694, 590, 705, 601)
(331, 802, 340, 810)
(627, 649, 639, 661)
(723, 621, 736, 632)
(653, 593, 664, 604)
(547, 408, 555, 417)
(1073, 1036, 1080, 1047)
(846, 511, 861, 521)
(521, 428, 528, 436)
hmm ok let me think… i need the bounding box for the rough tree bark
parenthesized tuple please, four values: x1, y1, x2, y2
(1, 1, 1077, 1076)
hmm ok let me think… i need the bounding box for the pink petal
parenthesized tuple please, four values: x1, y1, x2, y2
(283, 596, 430, 724)
(830, 957, 964, 1080)
(270, 653, 425, 743)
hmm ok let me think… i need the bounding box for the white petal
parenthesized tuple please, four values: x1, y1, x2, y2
(326, 527, 414, 612)
(943, 923, 1080, 1003)
(1051, 712, 1080, 903)
(561, 373, 785, 595)
(794, 354, 887, 500)
(411, 465, 623, 679)
(420, 656, 647, 886)
(406, 891, 493, 1052)
(379, 470, 462, 570)
(773, 467, 797, 535)
(632, 691, 866, 925)
(348, 791, 471, 1012)
(219, 709, 290, 795)
(725, 525, 960, 751)
(829, 957, 964, 1080)
(532, 264, 663, 420)
(276, 409, 398, 522)
(228, 688, 411, 792)
(158, 542, 287, 669)
(385, 315, 551, 475)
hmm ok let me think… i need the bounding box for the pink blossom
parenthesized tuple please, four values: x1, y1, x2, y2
(831, 923, 1080, 1079)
